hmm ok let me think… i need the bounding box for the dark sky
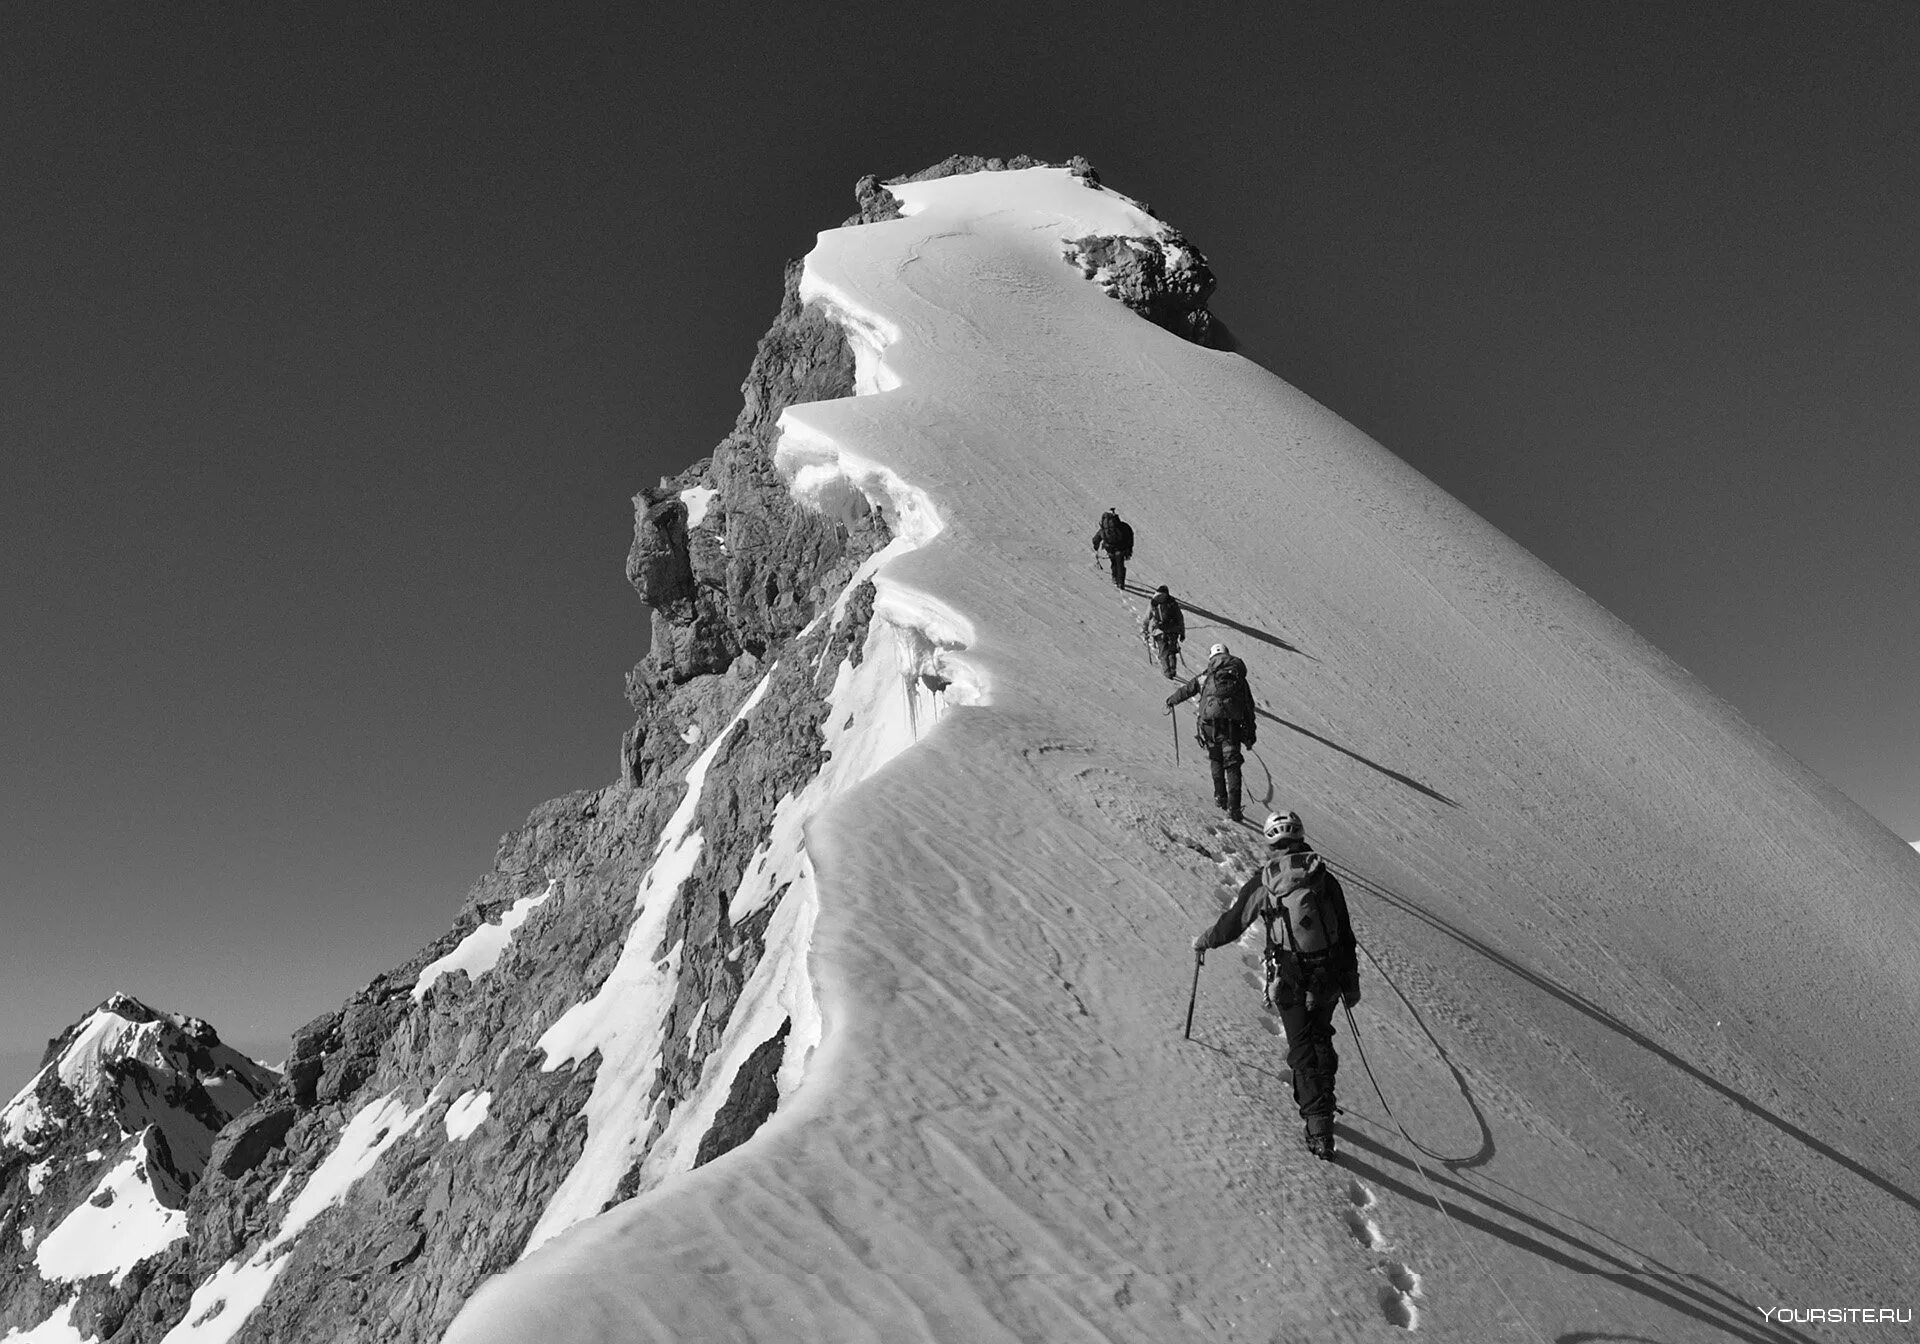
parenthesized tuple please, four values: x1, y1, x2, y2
(6, 3, 1917, 1089)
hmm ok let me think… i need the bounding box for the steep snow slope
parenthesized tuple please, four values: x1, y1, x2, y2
(445, 168, 1920, 1341)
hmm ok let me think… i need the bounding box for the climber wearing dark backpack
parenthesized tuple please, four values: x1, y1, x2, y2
(1092, 508, 1133, 589)
(1190, 811, 1360, 1161)
(1165, 643, 1256, 820)
(1139, 585, 1185, 679)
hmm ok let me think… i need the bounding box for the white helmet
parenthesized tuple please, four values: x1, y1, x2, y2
(1262, 811, 1304, 844)
(1209, 643, 1227, 658)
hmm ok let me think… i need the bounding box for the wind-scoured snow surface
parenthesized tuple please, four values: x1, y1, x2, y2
(443, 168, 1920, 1341)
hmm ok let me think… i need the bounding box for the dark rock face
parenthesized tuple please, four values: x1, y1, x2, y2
(624, 257, 878, 702)
(0, 175, 898, 1344)
(693, 1018, 790, 1168)
(0, 157, 1228, 1343)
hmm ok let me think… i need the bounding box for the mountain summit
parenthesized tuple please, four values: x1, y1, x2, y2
(0, 994, 277, 1336)
(6, 160, 1920, 1342)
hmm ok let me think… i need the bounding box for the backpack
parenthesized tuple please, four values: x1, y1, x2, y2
(1261, 851, 1343, 957)
(1259, 851, 1344, 1008)
(1148, 593, 1182, 641)
(1197, 655, 1251, 723)
(1099, 513, 1133, 558)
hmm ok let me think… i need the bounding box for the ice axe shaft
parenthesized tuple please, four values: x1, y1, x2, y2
(1170, 703, 1180, 765)
(1184, 951, 1202, 1039)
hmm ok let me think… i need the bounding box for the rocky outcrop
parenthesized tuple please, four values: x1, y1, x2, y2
(623, 257, 881, 704)
(1063, 228, 1221, 347)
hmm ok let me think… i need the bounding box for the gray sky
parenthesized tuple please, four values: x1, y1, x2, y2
(6, 2, 1917, 1093)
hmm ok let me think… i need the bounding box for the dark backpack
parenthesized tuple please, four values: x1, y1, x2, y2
(1099, 514, 1133, 558)
(1148, 593, 1182, 641)
(1197, 655, 1250, 723)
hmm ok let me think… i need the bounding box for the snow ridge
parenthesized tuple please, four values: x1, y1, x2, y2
(514, 290, 990, 1253)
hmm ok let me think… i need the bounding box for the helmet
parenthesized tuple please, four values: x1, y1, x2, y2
(1209, 643, 1227, 658)
(1263, 811, 1304, 844)
(1156, 585, 1169, 595)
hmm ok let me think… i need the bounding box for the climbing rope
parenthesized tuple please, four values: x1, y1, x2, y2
(1339, 994, 1554, 1344)
(1310, 847, 1555, 1344)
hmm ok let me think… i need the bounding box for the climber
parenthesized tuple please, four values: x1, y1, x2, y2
(1092, 508, 1133, 589)
(1139, 585, 1185, 679)
(1165, 642, 1256, 820)
(1191, 810, 1360, 1161)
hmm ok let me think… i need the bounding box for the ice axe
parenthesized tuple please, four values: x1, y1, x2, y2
(1167, 703, 1180, 765)
(1184, 946, 1204, 1039)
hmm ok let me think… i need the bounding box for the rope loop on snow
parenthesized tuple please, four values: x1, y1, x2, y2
(1316, 848, 1554, 1344)
(1339, 998, 1553, 1344)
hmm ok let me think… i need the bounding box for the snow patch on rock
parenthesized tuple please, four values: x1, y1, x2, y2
(34, 1139, 185, 1286)
(521, 673, 775, 1253)
(678, 485, 718, 529)
(411, 881, 558, 1004)
(443, 1091, 491, 1142)
(1, 1299, 92, 1342)
(1, 1079, 49, 1151)
(159, 1092, 429, 1344)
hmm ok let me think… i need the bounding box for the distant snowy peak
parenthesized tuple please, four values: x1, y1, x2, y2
(1, 993, 275, 1160)
(0, 994, 280, 1334)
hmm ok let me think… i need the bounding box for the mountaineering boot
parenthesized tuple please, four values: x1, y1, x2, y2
(1304, 1118, 1336, 1162)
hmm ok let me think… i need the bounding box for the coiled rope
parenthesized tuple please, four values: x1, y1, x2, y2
(1319, 853, 1555, 1344)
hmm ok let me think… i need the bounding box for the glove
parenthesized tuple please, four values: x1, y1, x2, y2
(1190, 934, 1208, 964)
(1342, 976, 1360, 1008)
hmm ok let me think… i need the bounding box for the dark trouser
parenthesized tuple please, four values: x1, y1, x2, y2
(1278, 993, 1340, 1134)
(1199, 719, 1243, 813)
(1107, 550, 1127, 587)
(1151, 635, 1179, 678)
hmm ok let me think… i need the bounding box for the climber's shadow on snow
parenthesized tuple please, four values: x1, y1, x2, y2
(1335, 1131, 1814, 1344)
(1331, 859, 1920, 1225)
(1141, 593, 1313, 660)
(1253, 709, 1458, 808)
(1186, 1037, 1289, 1084)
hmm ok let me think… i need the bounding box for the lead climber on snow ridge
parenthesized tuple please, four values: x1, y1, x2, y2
(1093, 508, 1133, 589)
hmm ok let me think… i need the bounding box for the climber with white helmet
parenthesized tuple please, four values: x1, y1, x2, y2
(1165, 642, 1256, 821)
(1189, 809, 1360, 1161)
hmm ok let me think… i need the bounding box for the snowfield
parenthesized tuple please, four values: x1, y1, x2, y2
(439, 168, 1920, 1341)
